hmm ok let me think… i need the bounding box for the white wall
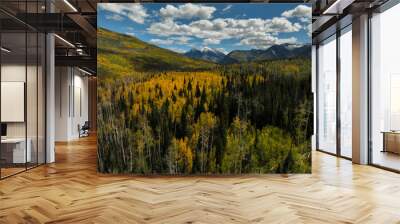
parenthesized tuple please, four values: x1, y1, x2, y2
(1, 64, 25, 81)
(55, 66, 70, 141)
(71, 73, 89, 138)
(55, 67, 89, 141)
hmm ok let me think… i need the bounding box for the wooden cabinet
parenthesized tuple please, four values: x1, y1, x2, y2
(382, 132, 400, 154)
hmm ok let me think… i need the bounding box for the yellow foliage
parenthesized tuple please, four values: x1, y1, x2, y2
(127, 71, 224, 120)
(170, 137, 193, 173)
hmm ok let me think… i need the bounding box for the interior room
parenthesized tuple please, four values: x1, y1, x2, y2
(0, 0, 400, 223)
(54, 66, 93, 142)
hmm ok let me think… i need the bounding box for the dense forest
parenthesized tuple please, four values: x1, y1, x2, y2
(97, 28, 312, 174)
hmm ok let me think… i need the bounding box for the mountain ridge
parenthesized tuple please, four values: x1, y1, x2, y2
(98, 28, 311, 76)
(184, 47, 226, 63)
(183, 44, 311, 64)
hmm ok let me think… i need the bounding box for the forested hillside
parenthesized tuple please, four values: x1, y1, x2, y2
(97, 28, 215, 79)
(97, 29, 312, 174)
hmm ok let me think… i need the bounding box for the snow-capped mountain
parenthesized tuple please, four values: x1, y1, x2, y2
(184, 47, 226, 63)
(184, 45, 311, 64)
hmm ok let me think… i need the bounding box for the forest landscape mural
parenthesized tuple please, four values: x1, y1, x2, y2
(97, 3, 313, 174)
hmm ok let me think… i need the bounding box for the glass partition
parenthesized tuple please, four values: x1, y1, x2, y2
(0, 1, 46, 179)
(317, 35, 337, 154)
(370, 3, 400, 171)
(339, 26, 352, 158)
(1, 31, 28, 177)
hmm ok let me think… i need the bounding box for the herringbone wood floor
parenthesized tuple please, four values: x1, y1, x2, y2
(1, 135, 400, 224)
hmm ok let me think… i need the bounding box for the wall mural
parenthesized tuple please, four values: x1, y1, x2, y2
(97, 3, 313, 174)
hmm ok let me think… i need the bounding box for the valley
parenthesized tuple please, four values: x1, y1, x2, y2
(97, 28, 312, 174)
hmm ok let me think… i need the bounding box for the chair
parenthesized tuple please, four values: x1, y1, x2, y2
(79, 121, 90, 138)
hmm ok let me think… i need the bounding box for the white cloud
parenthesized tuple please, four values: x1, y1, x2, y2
(268, 18, 302, 33)
(203, 38, 221, 45)
(222, 5, 232, 12)
(300, 17, 310, 23)
(159, 3, 216, 20)
(240, 35, 298, 49)
(106, 14, 124, 21)
(150, 36, 192, 46)
(147, 17, 301, 45)
(168, 47, 186, 53)
(171, 36, 191, 44)
(144, 4, 305, 50)
(282, 5, 311, 19)
(150, 38, 174, 45)
(98, 3, 148, 24)
(125, 32, 135, 37)
(306, 24, 312, 37)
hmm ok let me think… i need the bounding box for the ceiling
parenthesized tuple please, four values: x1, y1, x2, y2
(311, 0, 391, 43)
(5, 0, 390, 74)
(0, 0, 99, 74)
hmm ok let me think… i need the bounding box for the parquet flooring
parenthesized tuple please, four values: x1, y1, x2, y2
(1, 135, 400, 223)
(0, 167, 26, 178)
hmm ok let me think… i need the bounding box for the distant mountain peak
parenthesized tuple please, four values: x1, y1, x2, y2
(184, 44, 310, 64)
(221, 44, 311, 64)
(188, 47, 200, 52)
(184, 47, 226, 63)
(202, 47, 218, 53)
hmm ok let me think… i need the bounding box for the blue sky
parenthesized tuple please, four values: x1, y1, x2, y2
(98, 3, 311, 54)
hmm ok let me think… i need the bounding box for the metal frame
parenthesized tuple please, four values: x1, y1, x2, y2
(25, 2, 28, 171)
(367, 11, 373, 166)
(336, 27, 341, 157)
(0, 19, 2, 179)
(315, 44, 320, 151)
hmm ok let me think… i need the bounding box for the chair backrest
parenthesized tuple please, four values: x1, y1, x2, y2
(83, 121, 90, 129)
